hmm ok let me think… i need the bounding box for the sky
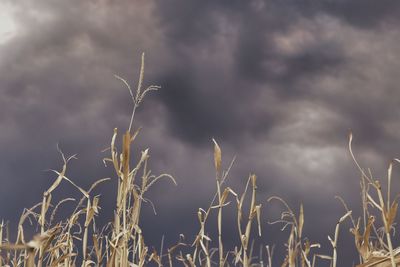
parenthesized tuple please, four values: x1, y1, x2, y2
(1, 0, 400, 265)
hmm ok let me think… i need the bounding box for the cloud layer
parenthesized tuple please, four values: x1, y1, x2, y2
(1, 0, 400, 264)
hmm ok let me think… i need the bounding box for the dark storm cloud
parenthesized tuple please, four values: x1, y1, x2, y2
(157, 68, 278, 146)
(152, 0, 350, 145)
(2, 0, 400, 265)
(318, 0, 400, 28)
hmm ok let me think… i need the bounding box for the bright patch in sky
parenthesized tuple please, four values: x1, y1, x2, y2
(0, 3, 17, 44)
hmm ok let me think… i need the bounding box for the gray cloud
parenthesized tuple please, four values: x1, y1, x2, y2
(1, 0, 400, 265)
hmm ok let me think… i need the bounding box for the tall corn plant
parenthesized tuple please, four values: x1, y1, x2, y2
(105, 53, 176, 267)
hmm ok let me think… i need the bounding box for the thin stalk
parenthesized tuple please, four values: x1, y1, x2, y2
(386, 232, 396, 267)
(217, 181, 224, 267)
(128, 104, 138, 133)
(37, 194, 47, 267)
(82, 198, 91, 266)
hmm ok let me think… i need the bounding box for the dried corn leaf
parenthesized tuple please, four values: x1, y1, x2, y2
(385, 201, 398, 233)
(256, 204, 262, 236)
(299, 203, 304, 238)
(212, 139, 222, 174)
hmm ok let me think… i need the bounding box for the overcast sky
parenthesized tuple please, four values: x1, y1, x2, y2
(2, 0, 400, 265)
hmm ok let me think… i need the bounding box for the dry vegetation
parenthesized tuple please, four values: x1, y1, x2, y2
(1, 54, 400, 266)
